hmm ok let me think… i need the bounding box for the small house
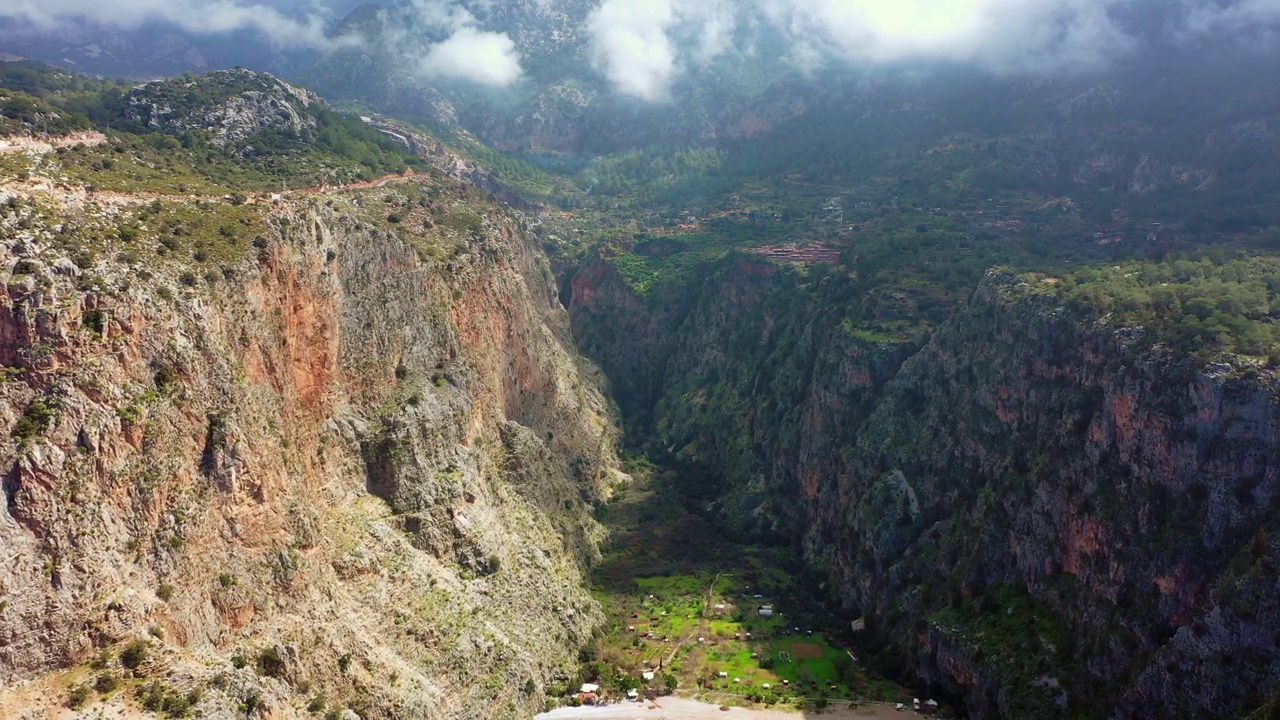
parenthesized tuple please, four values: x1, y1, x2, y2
(642, 671, 655, 681)
(580, 683, 600, 694)
(759, 604, 774, 618)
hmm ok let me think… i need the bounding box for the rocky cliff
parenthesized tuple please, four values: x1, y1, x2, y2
(0, 170, 620, 718)
(567, 256, 1280, 718)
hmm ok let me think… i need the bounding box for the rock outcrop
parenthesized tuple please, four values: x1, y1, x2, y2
(124, 69, 325, 147)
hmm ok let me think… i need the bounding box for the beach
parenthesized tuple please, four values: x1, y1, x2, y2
(536, 696, 907, 720)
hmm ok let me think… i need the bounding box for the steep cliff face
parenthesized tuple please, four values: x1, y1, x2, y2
(568, 257, 1280, 718)
(0, 176, 619, 718)
(815, 275, 1280, 718)
(569, 257, 919, 523)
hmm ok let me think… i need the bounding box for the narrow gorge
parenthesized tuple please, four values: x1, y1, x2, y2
(567, 254, 1280, 719)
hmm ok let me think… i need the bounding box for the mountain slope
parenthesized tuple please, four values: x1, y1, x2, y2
(0, 71, 621, 719)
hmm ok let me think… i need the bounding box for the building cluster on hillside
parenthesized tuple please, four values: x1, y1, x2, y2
(642, 206, 705, 234)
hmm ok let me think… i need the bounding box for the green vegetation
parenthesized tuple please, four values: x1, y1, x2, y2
(93, 671, 121, 694)
(435, 124, 577, 202)
(138, 680, 201, 718)
(606, 236, 731, 297)
(1049, 253, 1280, 357)
(0, 63, 421, 192)
(67, 684, 91, 709)
(11, 397, 55, 441)
(0, 63, 128, 135)
(931, 584, 1073, 716)
(0, 89, 92, 136)
(583, 456, 908, 710)
(582, 146, 727, 204)
(119, 639, 149, 670)
(580, 170, 1280, 365)
(257, 646, 287, 678)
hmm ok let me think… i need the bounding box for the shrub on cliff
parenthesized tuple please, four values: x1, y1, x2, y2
(119, 639, 148, 670)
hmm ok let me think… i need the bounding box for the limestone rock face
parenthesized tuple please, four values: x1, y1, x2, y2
(0, 180, 618, 719)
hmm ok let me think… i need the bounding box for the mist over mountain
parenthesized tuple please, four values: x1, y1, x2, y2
(4, 0, 1280, 84)
(4, 0, 1279, 158)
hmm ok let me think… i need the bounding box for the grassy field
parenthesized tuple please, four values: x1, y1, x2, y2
(568, 458, 909, 712)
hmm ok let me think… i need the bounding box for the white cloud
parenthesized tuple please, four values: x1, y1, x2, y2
(420, 26, 523, 86)
(1180, 0, 1280, 38)
(673, 0, 738, 67)
(395, 1, 524, 87)
(0, 0, 338, 48)
(588, 0, 1280, 98)
(5, 0, 1279, 98)
(775, 0, 1135, 73)
(587, 0, 679, 103)
(584, 0, 746, 102)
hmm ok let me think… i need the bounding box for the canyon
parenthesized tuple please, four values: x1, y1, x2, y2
(567, 255, 1280, 719)
(1, 58, 1278, 719)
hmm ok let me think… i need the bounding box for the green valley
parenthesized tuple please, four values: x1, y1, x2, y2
(571, 456, 911, 712)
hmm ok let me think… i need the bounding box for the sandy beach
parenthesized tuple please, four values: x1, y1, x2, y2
(537, 696, 906, 720)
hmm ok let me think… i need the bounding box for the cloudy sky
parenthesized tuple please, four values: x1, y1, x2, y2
(1, 0, 1278, 96)
(587, 0, 1280, 101)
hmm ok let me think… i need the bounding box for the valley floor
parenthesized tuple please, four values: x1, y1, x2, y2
(551, 459, 921, 716)
(538, 695, 905, 719)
